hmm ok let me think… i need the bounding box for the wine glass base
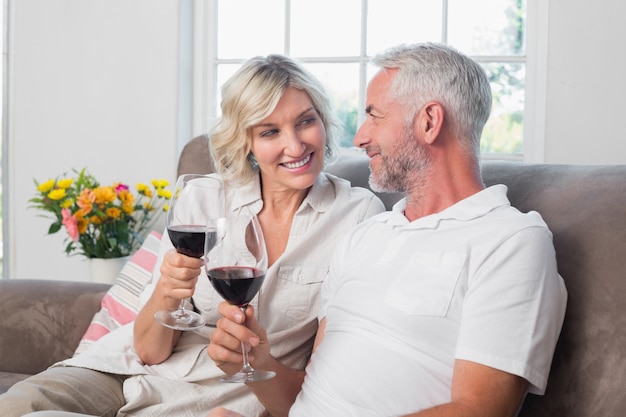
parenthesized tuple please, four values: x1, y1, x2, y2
(154, 310, 206, 331)
(220, 370, 276, 383)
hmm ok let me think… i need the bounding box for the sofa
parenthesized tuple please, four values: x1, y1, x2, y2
(1, 135, 625, 417)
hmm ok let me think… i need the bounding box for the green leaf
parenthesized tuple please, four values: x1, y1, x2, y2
(48, 222, 62, 234)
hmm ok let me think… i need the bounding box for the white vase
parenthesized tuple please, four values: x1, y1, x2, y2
(89, 256, 130, 284)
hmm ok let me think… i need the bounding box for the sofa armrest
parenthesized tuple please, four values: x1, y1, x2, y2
(0, 279, 109, 375)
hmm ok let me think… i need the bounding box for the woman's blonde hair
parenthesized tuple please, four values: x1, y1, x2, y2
(209, 54, 340, 184)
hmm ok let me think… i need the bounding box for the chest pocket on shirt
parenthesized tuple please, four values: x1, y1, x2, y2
(277, 264, 328, 323)
(384, 251, 466, 316)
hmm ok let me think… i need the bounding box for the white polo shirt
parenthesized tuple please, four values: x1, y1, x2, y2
(290, 185, 567, 417)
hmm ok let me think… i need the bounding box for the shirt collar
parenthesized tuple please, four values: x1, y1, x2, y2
(377, 184, 511, 228)
(226, 171, 335, 215)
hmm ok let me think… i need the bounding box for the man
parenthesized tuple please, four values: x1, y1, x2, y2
(287, 42, 567, 416)
(206, 42, 566, 417)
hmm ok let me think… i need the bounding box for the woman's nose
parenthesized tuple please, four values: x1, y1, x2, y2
(283, 130, 306, 155)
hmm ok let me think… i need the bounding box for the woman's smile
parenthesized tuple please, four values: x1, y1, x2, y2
(281, 152, 313, 170)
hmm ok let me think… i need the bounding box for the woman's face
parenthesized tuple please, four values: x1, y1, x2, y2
(250, 87, 326, 193)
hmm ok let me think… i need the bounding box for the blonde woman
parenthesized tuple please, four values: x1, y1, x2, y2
(3, 55, 384, 417)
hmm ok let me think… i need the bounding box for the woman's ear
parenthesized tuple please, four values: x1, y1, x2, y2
(414, 101, 444, 145)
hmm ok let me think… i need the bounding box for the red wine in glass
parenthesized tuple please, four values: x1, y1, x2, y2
(207, 266, 265, 307)
(167, 225, 206, 258)
(154, 174, 224, 331)
(205, 211, 274, 383)
(168, 225, 218, 259)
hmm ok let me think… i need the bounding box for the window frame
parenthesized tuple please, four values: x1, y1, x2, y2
(187, 0, 547, 163)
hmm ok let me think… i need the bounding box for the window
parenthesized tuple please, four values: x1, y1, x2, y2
(193, 0, 541, 161)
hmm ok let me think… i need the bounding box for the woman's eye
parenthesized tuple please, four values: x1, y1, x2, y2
(298, 117, 315, 127)
(259, 129, 279, 138)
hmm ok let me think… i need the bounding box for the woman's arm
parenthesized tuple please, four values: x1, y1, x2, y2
(133, 249, 204, 364)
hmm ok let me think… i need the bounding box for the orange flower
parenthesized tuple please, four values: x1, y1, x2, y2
(75, 211, 89, 234)
(106, 207, 122, 220)
(77, 189, 95, 215)
(93, 186, 116, 207)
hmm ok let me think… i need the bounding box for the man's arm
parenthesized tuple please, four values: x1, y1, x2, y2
(404, 359, 528, 417)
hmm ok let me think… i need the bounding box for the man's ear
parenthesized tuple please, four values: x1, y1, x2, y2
(414, 101, 444, 145)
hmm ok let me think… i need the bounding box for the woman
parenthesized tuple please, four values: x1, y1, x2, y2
(6, 55, 384, 417)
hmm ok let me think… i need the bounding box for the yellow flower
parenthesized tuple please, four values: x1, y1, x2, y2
(163, 204, 169, 212)
(158, 189, 172, 199)
(48, 188, 66, 201)
(57, 178, 74, 189)
(38, 179, 55, 193)
(152, 179, 169, 189)
(60, 199, 74, 209)
(37, 180, 54, 193)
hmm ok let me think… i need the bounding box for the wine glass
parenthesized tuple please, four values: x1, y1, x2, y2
(204, 210, 275, 383)
(154, 174, 224, 331)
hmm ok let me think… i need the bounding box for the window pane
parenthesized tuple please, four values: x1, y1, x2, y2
(291, 0, 361, 57)
(304, 63, 360, 148)
(448, 0, 526, 56)
(481, 62, 525, 155)
(217, 0, 285, 59)
(368, 0, 443, 55)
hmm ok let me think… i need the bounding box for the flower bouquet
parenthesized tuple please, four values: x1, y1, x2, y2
(30, 168, 171, 259)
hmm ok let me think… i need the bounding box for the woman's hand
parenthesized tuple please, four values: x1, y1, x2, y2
(207, 302, 272, 375)
(133, 249, 203, 364)
(155, 249, 204, 304)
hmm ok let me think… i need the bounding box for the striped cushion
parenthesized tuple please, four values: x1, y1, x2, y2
(73, 230, 162, 355)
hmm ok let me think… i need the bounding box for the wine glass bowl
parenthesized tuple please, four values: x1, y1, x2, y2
(154, 174, 224, 331)
(204, 212, 275, 383)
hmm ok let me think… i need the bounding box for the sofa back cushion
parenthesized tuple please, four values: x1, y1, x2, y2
(481, 161, 626, 417)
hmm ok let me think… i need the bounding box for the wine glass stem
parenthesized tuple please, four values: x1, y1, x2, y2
(239, 306, 255, 373)
(240, 340, 254, 373)
(176, 298, 189, 315)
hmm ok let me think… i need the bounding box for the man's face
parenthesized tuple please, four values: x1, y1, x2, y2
(354, 69, 431, 194)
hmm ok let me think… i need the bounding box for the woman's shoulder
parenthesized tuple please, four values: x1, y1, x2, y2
(320, 172, 385, 212)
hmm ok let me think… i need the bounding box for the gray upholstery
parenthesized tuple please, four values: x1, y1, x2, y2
(1, 134, 625, 417)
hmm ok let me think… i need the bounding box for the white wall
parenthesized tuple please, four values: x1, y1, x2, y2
(543, 1, 626, 164)
(4, 0, 626, 281)
(5, 0, 181, 280)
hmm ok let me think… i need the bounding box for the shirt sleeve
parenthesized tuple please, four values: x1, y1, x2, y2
(455, 225, 567, 394)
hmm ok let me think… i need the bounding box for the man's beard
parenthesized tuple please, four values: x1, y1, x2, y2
(368, 126, 431, 194)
